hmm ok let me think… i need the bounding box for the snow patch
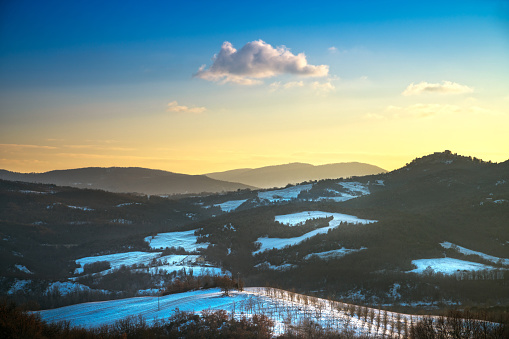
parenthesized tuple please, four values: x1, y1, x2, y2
(304, 247, 367, 260)
(214, 199, 248, 212)
(337, 182, 370, 196)
(254, 262, 297, 271)
(75, 252, 162, 274)
(15, 264, 33, 274)
(67, 205, 94, 211)
(8, 279, 31, 294)
(409, 258, 499, 275)
(145, 229, 210, 252)
(45, 282, 94, 296)
(440, 242, 509, 266)
(110, 219, 133, 224)
(258, 184, 312, 202)
(115, 202, 142, 207)
(255, 212, 376, 254)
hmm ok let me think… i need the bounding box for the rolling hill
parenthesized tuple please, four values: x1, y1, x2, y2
(206, 162, 387, 188)
(0, 167, 255, 195)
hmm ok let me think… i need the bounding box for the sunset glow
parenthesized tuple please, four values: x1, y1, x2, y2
(1, 0, 508, 174)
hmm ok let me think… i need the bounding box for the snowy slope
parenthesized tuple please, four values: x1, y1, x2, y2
(37, 287, 423, 337)
(145, 229, 209, 251)
(255, 212, 376, 254)
(75, 252, 162, 274)
(304, 247, 367, 260)
(214, 199, 248, 212)
(408, 258, 500, 275)
(258, 184, 312, 202)
(440, 242, 509, 266)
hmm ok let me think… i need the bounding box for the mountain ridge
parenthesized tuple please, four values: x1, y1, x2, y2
(0, 167, 255, 195)
(206, 161, 387, 188)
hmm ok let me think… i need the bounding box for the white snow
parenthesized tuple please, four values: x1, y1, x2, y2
(145, 229, 210, 252)
(45, 282, 94, 296)
(409, 258, 499, 275)
(215, 199, 248, 212)
(110, 219, 133, 224)
(19, 190, 52, 194)
(15, 264, 33, 274)
(375, 180, 385, 186)
(255, 212, 376, 254)
(158, 254, 202, 265)
(494, 199, 507, 204)
(8, 279, 31, 295)
(338, 181, 370, 196)
(67, 205, 94, 211)
(254, 262, 298, 271)
(258, 184, 312, 202)
(314, 181, 370, 202)
(440, 242, 509, 266)
(304, 247, 367, 261)
(38, 288, 248, 328)
(275, 211, 372, 226)
(115, 202, 142, 207)
(74, 252, 162, 274)
(37, 287, 424, 337)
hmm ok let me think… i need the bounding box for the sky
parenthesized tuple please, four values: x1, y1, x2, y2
(1, 0, 508, 174)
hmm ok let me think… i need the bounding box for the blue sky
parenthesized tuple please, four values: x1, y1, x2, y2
(1, 0, 508, 173)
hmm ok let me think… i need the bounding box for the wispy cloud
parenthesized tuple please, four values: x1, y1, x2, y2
(0, 143, 57, 150)
(194, 40, 329, 85)
(386, 104, 462, 118)
(167, 101, 206, 114)
(402, 81, 474, 96)
(63, 145, 137, 151)
(269, 80, 304, 91)
(328, 46, 337, 53)
(312, 80, 335, 94)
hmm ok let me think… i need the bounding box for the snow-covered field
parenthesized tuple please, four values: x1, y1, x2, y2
(409, 258, 499, 275)
(338, 181, 370, 196)
(308, 182, 371, 202)
(304, 247, 367, 261)
(37, 287, 423, 337)
(258, 184, 312, 202)
(255, 212, 376, 254)
(440, 242, 509, 266)
(275, 211, 374, 226)
(214, 199, 247, 212)
(75, 251, 162, 274)
(145, 229, 210, 251)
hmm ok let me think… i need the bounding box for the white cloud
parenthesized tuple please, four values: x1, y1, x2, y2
(283, 81, 304, 89)
(386, 104, 462, 118)
(328, 46, 337, 53)
(270, 80, 305, 92)
(167, 101, 206, 114)
(402, 81, 474, 96)
(312, 80, 335, 94)
(194, 40, 329, 85)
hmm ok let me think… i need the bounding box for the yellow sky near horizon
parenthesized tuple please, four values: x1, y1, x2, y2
(1, 96, 508, 175)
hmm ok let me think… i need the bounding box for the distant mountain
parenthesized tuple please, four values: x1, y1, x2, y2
(0, 167, 255, 195)
(206, 162, 387, 188)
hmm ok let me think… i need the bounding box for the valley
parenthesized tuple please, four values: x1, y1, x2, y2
(1, 151, 508, 337)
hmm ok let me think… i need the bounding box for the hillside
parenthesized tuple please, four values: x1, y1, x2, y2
(1, 151, 508, 316)
(206, 162, 387, 188)
(0, 167, 255, 195)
